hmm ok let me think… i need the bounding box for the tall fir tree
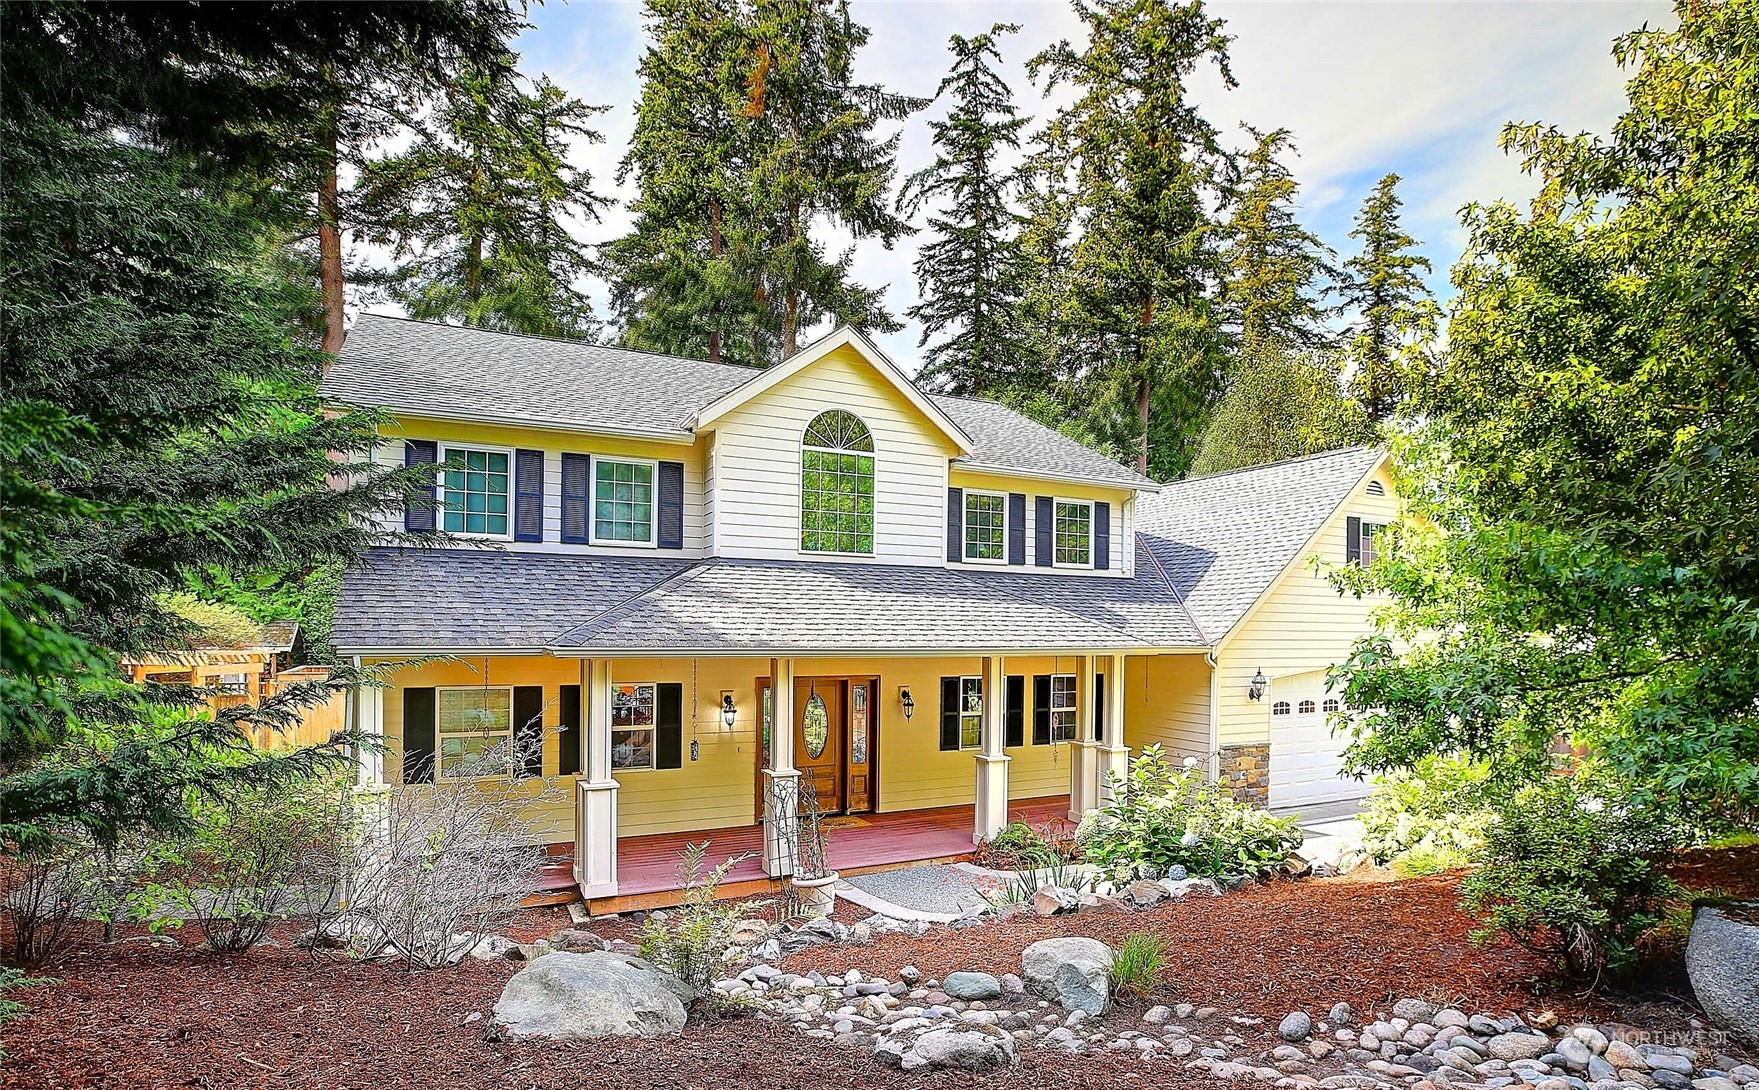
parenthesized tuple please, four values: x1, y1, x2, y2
(1028, 0, 1235, 479)
(1337, 172, 1439, 421)
(896, 24, 1031, 397)
(1223, 127, 1339, 350)
(356, 66, 609, 338)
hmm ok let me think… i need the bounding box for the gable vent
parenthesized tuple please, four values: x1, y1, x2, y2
(1366, 480, 1386, 497)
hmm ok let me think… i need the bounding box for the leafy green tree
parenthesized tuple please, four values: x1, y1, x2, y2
(1337, 173, 1439, 422)
(357, 65, 609, 337)
(1190, 343, 1370, 475)
(1028, 0, 1234, 479)
(1331, 0, 1759, 827)
(897, 24, 1032, 397)
(0, 2, 503, 848)
(1222, 127, 1339, 350)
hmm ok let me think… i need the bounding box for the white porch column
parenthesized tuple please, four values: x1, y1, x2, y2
(1069, 654, 1097, 819)
(574, 658, 619, 898)
(763, 657, 800, 878)
(1097, 653, 1130, 806)
(974, 654, 1011, 844)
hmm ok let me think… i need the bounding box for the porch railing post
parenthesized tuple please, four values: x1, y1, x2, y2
(974, 653, 1010, 844)
(575, 657, 620, 898)
(763, 657, 799, 878)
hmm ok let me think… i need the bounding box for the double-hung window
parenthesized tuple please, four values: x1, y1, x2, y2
(1053, 499, 1093, 567)
(593, 458, 656, 546)
(1049, 674, 1077, 742)
(437, 687, 512, 779)
(964, 490, 1007, 563)
(958, 676, 983, 749)
(440, 447, 510, 537)
(611, 682, 658, 770)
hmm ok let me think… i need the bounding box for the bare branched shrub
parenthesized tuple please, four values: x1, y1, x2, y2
(1, 836, 88, 967)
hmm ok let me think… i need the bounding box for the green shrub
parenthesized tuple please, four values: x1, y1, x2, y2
(1082, 745, 1304, 882)
(1110, 932, 1167, 998)
(975, 821, 1067, 870)
(1360, 754, 1498, 873)
(1459, 775, 1678, 984)
(638, 842, 759, 1000)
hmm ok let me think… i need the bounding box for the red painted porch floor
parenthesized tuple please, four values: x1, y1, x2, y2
(612, 795, 1073, 898)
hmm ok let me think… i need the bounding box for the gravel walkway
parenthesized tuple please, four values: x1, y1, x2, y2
(842, 863, 1006, 914)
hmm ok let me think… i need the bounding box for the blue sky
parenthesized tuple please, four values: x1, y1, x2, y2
(505, 0, 1669, 371)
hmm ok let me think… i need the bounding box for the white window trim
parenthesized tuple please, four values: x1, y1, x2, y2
(1051, 497, 1095, 569)
(957, 675, 983, 751)
(435, 685, 514, 782)
(962, 488, 1009, 565)
(610, 680, 659, 772)
(797, 426, 877, 558)
(438, 443, 516, 541)
(588, 455, 661, 549)
(1048, 672, 1078, 743)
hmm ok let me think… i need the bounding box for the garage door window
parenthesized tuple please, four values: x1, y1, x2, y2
(1298, 699, 1316, 714)
(1272, 701, 1290, 715)
(1323, 698, 1340, 714)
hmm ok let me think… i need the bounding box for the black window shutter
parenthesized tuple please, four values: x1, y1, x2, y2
(513, 685, 545, 776)
(1005, 675, 1025, 748)
(561, 453, 590, 543)
(1094, 501, 1111, 570)
(1093, 673, 1106, 744)
(514, 449, 545, 542)
(657, 461, 685, 549)
(656, 682, 684, 769)
(404, 441, 438, 533)
(402, 687, 435, 784)
(1032, 675, 1051, 745)
(1346, 515, 1362, 565)
(557, 684, 582, 776)
(946, 487, 963, 562)
(1035, 496, 1054, 567)
(1008, 493, 1027, 565)
(939, 676, 960, 751)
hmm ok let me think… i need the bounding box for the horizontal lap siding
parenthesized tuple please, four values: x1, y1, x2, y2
(369, 418, 708, 556)
(1215, 465, 1401, 747)
(1126, 653, 1212, 761)
(947, 469, 1134, 576)
(709, 347, 959, 565)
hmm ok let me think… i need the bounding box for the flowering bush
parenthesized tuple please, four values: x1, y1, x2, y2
(1360, 755, 1497, 875)
(1080, 745, 1303, 882)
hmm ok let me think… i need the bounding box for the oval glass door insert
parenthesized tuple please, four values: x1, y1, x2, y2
(802, 693, 830, 759)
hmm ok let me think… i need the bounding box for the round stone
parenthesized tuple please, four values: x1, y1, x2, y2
(1280, 1012, 1314, 1042)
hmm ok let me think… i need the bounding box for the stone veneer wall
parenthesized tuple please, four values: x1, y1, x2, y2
(1218, 742, 1270, 808)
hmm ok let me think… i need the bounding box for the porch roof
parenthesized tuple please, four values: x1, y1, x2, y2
(332, 546, 1208, 655)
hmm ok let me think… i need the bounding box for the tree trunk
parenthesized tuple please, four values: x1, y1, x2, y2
(317, 109, 346, 364)
(708, 197, 724, 364)
(1136, 295, 1155, 475)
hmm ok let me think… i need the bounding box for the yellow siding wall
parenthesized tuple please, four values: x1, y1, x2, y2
(1125, 653, 1213, 760)
(946, 468, 1136, 576)
(370, 417, 709, 556)
(1213, 462, 1400, 746)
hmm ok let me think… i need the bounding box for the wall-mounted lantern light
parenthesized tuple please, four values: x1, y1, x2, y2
(1248, 669, 1267, 703)
(720, 691, 737, 729)
(899, 686, 915, 721)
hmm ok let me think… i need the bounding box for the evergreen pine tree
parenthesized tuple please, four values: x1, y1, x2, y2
(356, 66, 609, 338)
(896, 24, 1031, 397)
(1337, 172, 1439, 421)
(1223, 127, 1339, 350)
(1028, 0, 1235, 479)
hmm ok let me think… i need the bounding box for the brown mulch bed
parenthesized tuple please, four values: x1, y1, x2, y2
(6, 846, 1755, 1090)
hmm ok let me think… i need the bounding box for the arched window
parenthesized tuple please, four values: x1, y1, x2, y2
(1298, 699, 1317, 715)
(1322, 698, 1341, 714)
(801, 410, 875, 554)
(1271, 701, 1291, 716)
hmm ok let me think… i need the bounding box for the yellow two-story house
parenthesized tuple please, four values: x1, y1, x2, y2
(321, 315, 1400, 911)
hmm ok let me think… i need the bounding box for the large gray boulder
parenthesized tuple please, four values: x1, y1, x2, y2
(1687, 904, 1759, 1047)
(875, 1023, 1018, 1071)
(1021, 936, 1114, 1015)
(492, 952, 693, 1039)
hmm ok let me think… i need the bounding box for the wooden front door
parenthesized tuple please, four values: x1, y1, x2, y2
(795, 680, 844, 814)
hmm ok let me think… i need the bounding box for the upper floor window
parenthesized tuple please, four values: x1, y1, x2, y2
(441, 446, 510, 537)
(964, 490, 1007, 562)
(594, 457, 656, 546)
(800, 410, 874, 554)
(1349, 519, 1385, 566)
(1053, 499, 1093, 566)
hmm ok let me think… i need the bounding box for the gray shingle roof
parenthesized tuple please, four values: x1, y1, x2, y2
(1133, 447, 1386, 642)
(332, 548, 694, 652)
(321, 314, 1153, 489)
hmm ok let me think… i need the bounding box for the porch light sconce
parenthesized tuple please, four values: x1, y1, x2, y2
(1248, 668, 1268, 703)
(720, 691, 737, 730)
(899, 686, 915, 721)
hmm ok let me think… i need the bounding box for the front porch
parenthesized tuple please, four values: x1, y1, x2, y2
(592, 794, 1073, 914)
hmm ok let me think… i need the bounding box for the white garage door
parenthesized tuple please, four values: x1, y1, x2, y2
(1268, 672, 1367, 811)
